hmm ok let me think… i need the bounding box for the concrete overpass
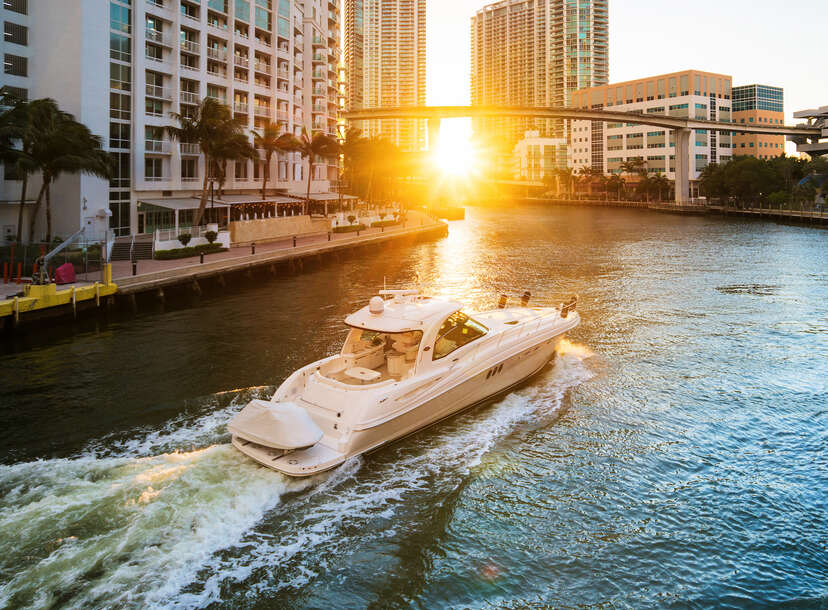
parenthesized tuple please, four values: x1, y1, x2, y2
(343, 105, 823, 203)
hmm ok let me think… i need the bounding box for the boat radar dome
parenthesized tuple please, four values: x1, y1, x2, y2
(369, 296, 385, 315)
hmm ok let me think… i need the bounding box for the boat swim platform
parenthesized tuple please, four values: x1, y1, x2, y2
(115, 219, 448, 297)
(0, 264, 118, 326)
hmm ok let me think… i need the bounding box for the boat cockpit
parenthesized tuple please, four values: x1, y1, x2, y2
(319, 328, 424, 385)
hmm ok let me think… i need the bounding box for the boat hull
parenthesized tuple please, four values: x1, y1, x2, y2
(254, 334, 565, 477)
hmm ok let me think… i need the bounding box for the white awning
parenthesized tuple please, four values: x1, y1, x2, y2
(287, 192, 358, 201)
(138, 198, 230, 210)
(218, 195, 301, 205)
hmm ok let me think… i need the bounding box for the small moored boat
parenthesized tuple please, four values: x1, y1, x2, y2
(229, 289, 579, 476)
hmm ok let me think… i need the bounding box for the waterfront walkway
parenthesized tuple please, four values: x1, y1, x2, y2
(114, 211, 446, 295)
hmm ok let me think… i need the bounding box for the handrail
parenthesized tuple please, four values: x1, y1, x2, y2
(34, 228, 86, 284)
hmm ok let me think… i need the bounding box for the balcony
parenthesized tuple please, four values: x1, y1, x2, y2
(146, 84, 173, 100)
(254, 105, 270, 117)
(206, 66, 227, 78)
(277, 110, 289, 122)
(180, 142, 201, 155)
(206, 94, 227, 105)
(181, 39, 200, 54)
(234, 102, 249, 115)
(234, 55, 249, 68)
(207, 47, 228, 62)
(180, 91, 200, 105)
(181, 176, 201, 183)
(145, 139, 171, 154)
(254, 60, 272, 75)
(145, 28, 172, 47)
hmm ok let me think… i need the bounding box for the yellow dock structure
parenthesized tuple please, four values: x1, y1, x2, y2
(0, 264, 117, 324)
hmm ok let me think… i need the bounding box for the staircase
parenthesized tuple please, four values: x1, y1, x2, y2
(110, 235, 154, 261)
(110, 238, 132, 261)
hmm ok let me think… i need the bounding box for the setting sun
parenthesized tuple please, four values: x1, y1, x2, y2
(432, 120, 478, 177)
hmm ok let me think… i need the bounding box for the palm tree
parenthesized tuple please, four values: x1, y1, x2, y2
(211, 131, 256, 198)
(607, 173, 626, 200)
(167, 98, 246, 226)
(24, 100, 111, 242)
(289, 129, 341, 215)
(0, 92, 37, 242)
(252, 122, 297, 201)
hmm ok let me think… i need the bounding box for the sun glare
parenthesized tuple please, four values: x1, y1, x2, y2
(432, 121, 478, 177)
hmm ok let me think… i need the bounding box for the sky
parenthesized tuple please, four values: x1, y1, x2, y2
(426, 0, 828, 152)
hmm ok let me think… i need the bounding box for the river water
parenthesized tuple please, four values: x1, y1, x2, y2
(0, 205, 825, 608)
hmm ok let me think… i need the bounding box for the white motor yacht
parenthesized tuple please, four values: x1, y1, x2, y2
(229, 289, 579, 476)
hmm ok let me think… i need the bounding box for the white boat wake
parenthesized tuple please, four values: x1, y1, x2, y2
(0, 343, 593, 609)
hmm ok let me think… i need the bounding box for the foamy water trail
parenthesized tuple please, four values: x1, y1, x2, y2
(0, 345, 593, 609)
(168, 344, 595, 607)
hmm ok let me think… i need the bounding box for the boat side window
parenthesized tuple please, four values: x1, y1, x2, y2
(433, 312, 488, 360)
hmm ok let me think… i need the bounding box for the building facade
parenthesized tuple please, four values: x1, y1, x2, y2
(344, 0, 426, 152)
(470, 0, 608, 149)
(512, 131, 566, 181)
(569, 70, 734, 189)
(0, 0, 340, 242)
(731, 84, 785, 159)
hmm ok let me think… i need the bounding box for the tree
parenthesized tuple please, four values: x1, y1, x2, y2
(253, 122, 297, 201)
(167, 98, 246, 226)
(23, 100, 111, 242)
(648, 173, 671, 201)
(607, 173, 625, 199)
(290, 130, 341, 215)
(0, 91, 38, 242)
(211, 131, 256, 197)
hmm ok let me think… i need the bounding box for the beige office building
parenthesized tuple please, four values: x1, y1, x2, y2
(470, 0, 608, 149)
(344, 0, 427, 151)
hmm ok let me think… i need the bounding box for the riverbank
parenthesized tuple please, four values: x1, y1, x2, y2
(1, 211, 447, 331)
(520, 197, 828, 226)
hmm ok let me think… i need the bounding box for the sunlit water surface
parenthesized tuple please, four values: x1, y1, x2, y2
(0, 206, 826, 608)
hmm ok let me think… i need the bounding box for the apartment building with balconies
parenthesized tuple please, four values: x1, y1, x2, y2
(470, 0, 608, 151)
(344, 0, 426, 152)
(0, 0, 341, 241)
(568, 70, 734, 192)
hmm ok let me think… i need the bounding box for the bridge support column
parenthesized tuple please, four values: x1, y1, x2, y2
(675, 128, 692, 204)
(428, 118, 441, 152)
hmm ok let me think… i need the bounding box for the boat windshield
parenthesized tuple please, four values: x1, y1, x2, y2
(433, 312, 488, 360)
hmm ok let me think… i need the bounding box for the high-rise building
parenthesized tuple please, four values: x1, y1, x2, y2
(569, 70, 734, 193)
(470, 0, 609, 149)
(344, 0, 427, 152)
(0, 0, 340, 241)
(732, 85, 785, 160)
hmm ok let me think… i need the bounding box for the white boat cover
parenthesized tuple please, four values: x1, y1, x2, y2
(228, 400, 324, 450)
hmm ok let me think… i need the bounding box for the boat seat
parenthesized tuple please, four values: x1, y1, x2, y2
(345, 367, 382, 384)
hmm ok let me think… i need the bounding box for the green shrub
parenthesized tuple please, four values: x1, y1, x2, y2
(332, 223, 367, 234)
(178, 233, 192, 247)
(154, 243, 227, 260)
(347, 215, 357, 225)
(370, 219, 398, 228)
(205, 230, 218, 244)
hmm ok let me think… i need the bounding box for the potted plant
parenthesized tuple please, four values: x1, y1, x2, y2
(178, 233, 192, 247)
(205, 230, 218, 244)
(347, 215, 356, 225)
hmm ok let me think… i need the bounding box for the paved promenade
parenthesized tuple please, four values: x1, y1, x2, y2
(112, 213, 440, 281)
(113, 212, 446, 294)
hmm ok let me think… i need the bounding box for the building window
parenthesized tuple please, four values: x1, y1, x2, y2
(110, 63, 131, 91)
(145, 98, 164, 116)
(145, 157, 164, 180)
(181, 158, 198, 180)
(3, 54, 27, 77)
(110, 92, 131, 120)
(4, 22, 27, 46)
(110, 123, 130, 149)
(3, 0, 27, 15)
(3, 86, 27, 100)
(110, 2, 131, 34)
(111, 33, 131, 62)
(235, 161, 248, 180)
(110, 152, 131, 188)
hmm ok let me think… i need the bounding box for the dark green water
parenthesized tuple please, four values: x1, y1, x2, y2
(0, 206, 826, 608)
